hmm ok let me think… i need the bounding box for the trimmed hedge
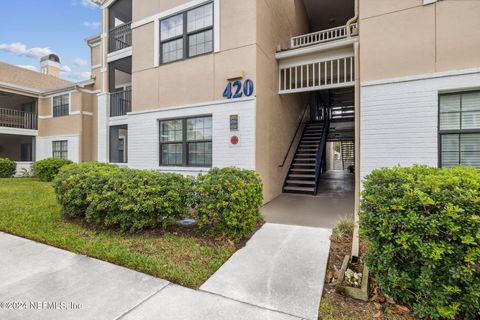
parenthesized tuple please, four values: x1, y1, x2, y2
(53, 162, 121, 218)
(193, 167, 263, 240)
(53, 164, 264, 240)
(86, 169, 193, 231)
(34, 158, 73, 182)
(0, 158, 16, 178)
(361, 165, 480, 320)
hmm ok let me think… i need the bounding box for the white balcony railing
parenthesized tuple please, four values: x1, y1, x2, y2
(279, 55, 355, 94)
(290, 24, 357, 49)
(0, 108, 37, 130)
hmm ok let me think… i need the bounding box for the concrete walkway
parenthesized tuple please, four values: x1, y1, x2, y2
(263, 171, 354, 228)
(0, 224, 331, 320)
(201, 224, 331, 320)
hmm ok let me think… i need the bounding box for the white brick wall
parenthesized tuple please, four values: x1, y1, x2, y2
(361, 68, 480, 179)
(36, 135, 80, 163)
(127, 98, 256, 175)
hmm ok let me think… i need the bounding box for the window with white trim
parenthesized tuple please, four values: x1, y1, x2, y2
(53, 94, 69, 117)
(52, 140, 68, 159)
(439, 91, 480, 168)
(159, 2, 213, 64)
(159, 116, 212, 167)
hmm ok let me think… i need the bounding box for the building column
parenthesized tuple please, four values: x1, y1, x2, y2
(97, 93, 109, 163)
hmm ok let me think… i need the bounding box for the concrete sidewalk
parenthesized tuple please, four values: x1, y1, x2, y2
(201, 224, 331, 320)
(0, 224, 331, 320)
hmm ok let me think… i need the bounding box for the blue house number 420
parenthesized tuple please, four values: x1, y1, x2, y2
(223, 79, 254, 99)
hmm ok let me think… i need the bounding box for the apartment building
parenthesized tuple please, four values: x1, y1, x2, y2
(0, 56, 97, 174)
(87, 0, 360, 203)
(1, 0, 479, 209)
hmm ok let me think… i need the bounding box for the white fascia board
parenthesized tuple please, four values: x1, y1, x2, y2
(275, 37, 358, 60)
(107, 47, 133, 63)
(128, 97, 256, 116)
(361, 67, 480, 87)
(0, 127, 38, 136)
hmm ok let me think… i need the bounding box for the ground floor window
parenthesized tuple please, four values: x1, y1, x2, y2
(52, 140, 68, 159)
(439, 91, 480, 167)
(159, 116, 212, 167)
(109, 125, 128, 163)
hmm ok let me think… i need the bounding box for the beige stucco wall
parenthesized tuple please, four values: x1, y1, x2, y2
(360, 0, 480, 81)
(37, 89, 97, 162)
(91, 45, 101, 67)
(255, 0, 309, 202)
(131, 0, 256, 111)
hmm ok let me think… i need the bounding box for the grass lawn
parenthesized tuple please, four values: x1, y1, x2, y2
(0, 178, 235, 288)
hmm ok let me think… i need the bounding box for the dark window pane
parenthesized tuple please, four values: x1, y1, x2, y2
(161, 143, 183, 165)
(188, 142, 212, 166)
(52, 140, 68, 160)
(162, 39, 184, 63)
(161, 120, 183, 142)
(161, 14, 183, 40)
(187, 3, 213, 32)
(187, 117, 212, 141)
(53, 94, 69, 118)
(189, 30, 213, 57)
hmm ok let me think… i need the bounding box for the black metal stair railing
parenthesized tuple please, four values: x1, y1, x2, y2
(313, 108, 330, 194)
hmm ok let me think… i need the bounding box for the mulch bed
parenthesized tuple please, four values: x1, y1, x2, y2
(321, 231, 415, 320)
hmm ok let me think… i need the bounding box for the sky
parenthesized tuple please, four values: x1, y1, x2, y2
(0, 0, 101, 82)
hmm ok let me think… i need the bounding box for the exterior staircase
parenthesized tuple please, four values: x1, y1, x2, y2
(283, 120, 328, 194)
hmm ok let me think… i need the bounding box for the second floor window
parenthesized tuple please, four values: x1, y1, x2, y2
(160, 3, 213, 64)
(53, 94, 69, 117)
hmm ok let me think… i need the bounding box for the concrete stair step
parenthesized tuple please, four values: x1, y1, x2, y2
(286, 180, 316, 185)
(288, 174, 315, 178)
(283, 186, 315, 192)
(290, 168, 315, 172)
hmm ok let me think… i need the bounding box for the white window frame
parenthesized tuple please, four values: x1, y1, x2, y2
(423, 0, 438, 5)
(51, 92, 72, 117)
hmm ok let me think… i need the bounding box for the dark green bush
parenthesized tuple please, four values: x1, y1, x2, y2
(193, 167, 263, 240)
(34, 158, 73, 182)
(53, 162, 121, 218)
(361, 165, 480, 320)
(0, 158, 16, 178)
(86, 169, 193, 231)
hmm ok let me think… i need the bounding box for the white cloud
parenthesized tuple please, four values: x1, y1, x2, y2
(65, 71, 92, 81)
(0, 43, 54, 59)
(83, 21, 101, 29)
(79, 0, 98, 8)
(16, 65, 38, 72)
(59, 64, 91, 81)
(60, 65, 72, 73)
(73, 58, 88, 66)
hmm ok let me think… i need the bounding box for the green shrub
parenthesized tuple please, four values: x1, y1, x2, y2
(361, 165, 480, 320)
(193, 167, 263, 240)
(0, 158, 16, 178)
(34, 158, 73, 182)
(53, 162, 121, 218)
(86, 169, 193, 231)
